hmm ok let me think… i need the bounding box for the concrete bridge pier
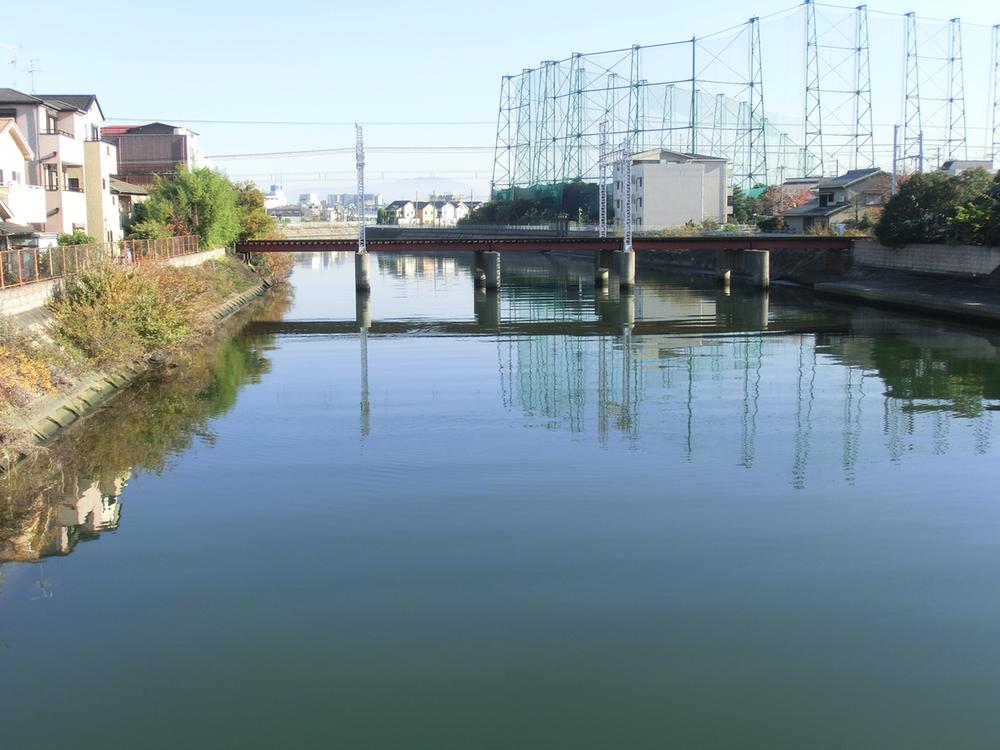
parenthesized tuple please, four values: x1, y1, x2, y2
(595, 249, 615, 287)
(744, 249, 770, 289)
(619, 291, 636, 331)
(481, 250, 501, 291)
(616, 250, 636, 289)
(355, 252, 371, 292)
(356, 289, 372, 329)
(474, 289, 501, 329)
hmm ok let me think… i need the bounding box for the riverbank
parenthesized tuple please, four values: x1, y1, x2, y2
(637, 240, 1000, 327)
(0, 255, 284, 472)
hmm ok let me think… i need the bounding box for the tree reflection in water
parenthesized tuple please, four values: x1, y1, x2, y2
(0, 286, 292, 565)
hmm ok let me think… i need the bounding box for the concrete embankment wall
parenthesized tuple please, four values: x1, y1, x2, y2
(1, 249, 266, 474)
(637, 246, 851, 286)
(852, 240, 1000, 277)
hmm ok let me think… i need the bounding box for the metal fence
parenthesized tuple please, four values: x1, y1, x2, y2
(0, 235, 200, 290)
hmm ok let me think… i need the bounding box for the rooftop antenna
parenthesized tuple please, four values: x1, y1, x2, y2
(25, 57, 42, 93)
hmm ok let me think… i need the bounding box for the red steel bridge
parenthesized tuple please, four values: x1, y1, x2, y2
(235, 234, 856, 254)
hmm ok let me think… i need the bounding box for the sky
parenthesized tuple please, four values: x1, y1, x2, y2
(3, 0, 999, 200)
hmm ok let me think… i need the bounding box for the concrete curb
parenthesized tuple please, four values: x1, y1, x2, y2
(0, 280, 271, 475)
(815, 281, 1000, 326)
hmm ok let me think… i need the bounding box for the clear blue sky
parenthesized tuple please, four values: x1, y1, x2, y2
(4, 0, 998, 199)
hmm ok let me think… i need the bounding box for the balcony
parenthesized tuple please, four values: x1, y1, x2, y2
(0, 182, 47, 226)
(39, 129, 85, 165)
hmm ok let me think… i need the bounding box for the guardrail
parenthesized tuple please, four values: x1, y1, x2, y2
(0, 235, 200, 290)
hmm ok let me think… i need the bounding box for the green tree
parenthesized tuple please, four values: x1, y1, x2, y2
(135, 167, 241, 249)
(233, 181, 276, 242)
(875, 169, 997, 247)
(730, 187, 764, 224)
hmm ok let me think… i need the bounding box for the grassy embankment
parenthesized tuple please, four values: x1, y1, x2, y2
(0, 253, 293, 462)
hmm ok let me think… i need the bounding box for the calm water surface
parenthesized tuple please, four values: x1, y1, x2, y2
(3, 252, 1000, 748)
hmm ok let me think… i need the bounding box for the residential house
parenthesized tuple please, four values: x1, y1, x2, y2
(433, 200, 458, 226)
(0, 117, 45, 231)
(385, 200, 416, 225)
(612, 149, 731, 230)
(0, 89, 118, 237)
(101, 122, 211, 187)
(939, 159, 994, 177)
(782, 168, 890, 233)
(110, 177, 148, 233)
(414, 201, 437, 226)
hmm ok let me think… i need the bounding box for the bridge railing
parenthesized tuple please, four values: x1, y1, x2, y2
(0, 235, 200, 290)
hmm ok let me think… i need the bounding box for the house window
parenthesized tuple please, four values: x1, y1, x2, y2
(44, 164, 59, 190)
(46, 112, 58, 133)
(819, 193, 830, 207)
(863, 193, 883, 206)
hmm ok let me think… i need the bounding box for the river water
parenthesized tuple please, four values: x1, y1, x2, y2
(2, 252, 1000, 748)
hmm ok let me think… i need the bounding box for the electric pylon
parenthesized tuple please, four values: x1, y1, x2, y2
(903, 12, 923, 172)
(853, 5, 875, 169)
(946, 18, 968, 161)
(803, 0, 824, 176)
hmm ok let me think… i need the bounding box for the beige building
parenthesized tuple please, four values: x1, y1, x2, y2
(0, 89, 119, 238)
(613, 149, 732, 229)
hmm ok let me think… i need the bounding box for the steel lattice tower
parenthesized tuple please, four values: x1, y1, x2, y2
(852, 5, 875, 169)
(747, 16, 767, 187)
(628, 46, 642, 148)
(803, 0, 824, 176)
(946, 18, 968, 161)
(562, 54, 585, 184)
(903, 12, 923, 172)
(661, 84, 676, 150)
(355, 125, 366, 253)
(689, 37, 698, 153)
(492, 76, 514, 196)
(512, 69, 533, 191)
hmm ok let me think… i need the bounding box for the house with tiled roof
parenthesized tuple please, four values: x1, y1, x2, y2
(782, 168, 890, 233)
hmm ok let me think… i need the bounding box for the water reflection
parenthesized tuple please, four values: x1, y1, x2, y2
(0, 287, 292, 567)
(343, 253, 1000, 480)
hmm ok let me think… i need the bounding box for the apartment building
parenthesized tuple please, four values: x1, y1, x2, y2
(613, 149, 731, 229)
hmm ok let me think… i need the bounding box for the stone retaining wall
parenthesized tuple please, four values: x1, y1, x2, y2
(853, 240, 1000, 277)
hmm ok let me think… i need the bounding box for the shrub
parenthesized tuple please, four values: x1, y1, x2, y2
(57, 230, 97, 246)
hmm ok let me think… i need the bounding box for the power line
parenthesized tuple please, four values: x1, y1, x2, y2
(209, 145, 495, 160)
(105, 117, 495, 126)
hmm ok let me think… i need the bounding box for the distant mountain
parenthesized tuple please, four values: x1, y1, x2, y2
(278, 176, 489, 203)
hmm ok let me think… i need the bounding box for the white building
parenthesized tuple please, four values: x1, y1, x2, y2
(613, 149, 731, 230)
(299, 192, 320, 208)
(0, 89, 118, 237)
(263, 184, 287, 210)
(0, 117, 46, 229)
